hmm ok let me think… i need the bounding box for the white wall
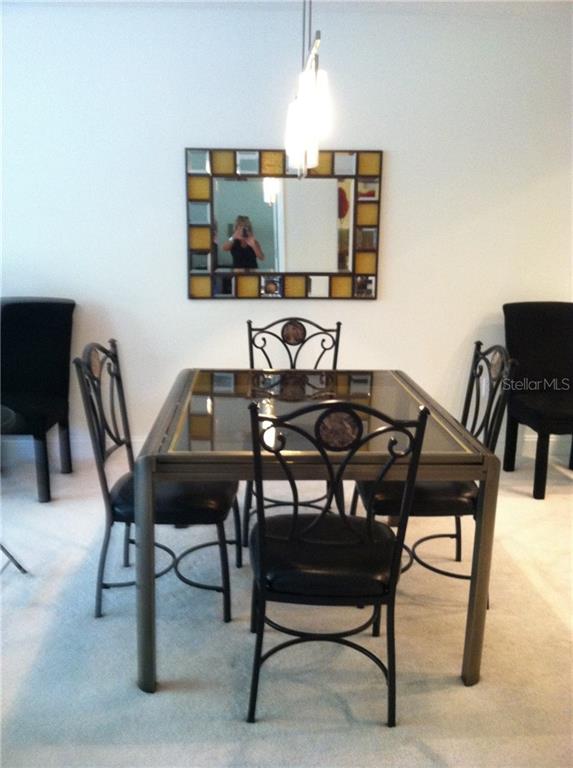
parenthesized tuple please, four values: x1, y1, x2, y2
(2, 1, 571, 452)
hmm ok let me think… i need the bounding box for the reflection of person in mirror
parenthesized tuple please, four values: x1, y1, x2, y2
(222, 215, 264, 269)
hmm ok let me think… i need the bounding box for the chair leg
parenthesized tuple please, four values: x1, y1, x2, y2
(247, 588, 266, 723)
(372, 603, 381, 637)
(250, 579, 258, 633)
(95, 521, 113, 618)
(123, 523, 131, 567)
(242, 480, 253, 547)
(386, 601, 396, 727)
(454, 516, 462, 562)
(232, 498, 243, 569)
(58, 419, 73, 474)
(349, 485, 359, 516)
(217, 522, 231, 623)
(503, 416, 518, 472)
(533, 432, 550, 500)
(33, 433, 51, 503)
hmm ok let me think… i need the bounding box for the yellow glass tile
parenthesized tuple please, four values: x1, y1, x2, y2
(234, 372, 252, 394)
(357, 152, 381, 177)
(187, 176, 211, 200)
(330, 276, 353, 298)
(236, 275, 260, 298)
(336, 374, 350, 395)
(309, 151, 333, 176)
(284, 275, 307, 297)
(189, 414, 213, 440)
(355, 251, 377, 274)
(189, 227, 211, 250)
(261, 151, 284, 176)
(212, 150, 235, 176)
(356, 203, 379, 227)
(189, 276, 212, 299)
(193, 371, 212, 393)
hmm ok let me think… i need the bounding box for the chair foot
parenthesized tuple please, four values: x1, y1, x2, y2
(533, 433, 549, 499)
(58, 420, 73, 474)
(503, 416, 518, 472)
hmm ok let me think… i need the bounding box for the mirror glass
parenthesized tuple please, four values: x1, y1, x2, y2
(186, 148, 382, 300)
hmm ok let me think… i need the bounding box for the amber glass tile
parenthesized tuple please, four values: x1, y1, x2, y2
(309, 151, 333, 176)
(336, 373, 350, 395)
(236, 274, 260, 298)
(354, 251, 377, 274)
(189, 227, 211, 250)
(284, 275, 308, 297)
(187, 176, 211, 200)
(261, 151, 284, 176)
(189, 414, 213, 440)
(211, 150, 235, 176)
(330, 275, 353, 298)
(356, 202, 379, 227)
(357, 152, 381, 177)
(189, 275, 212, 299)
(193, 371, 212, 393)
(233, 372, 252, 394)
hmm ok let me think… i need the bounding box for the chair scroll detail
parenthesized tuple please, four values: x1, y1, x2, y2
(247, 398, 429, 726)
(243, 317, 342, 546)
(74, 339, 241, 619)
(354, 340, 512, 581)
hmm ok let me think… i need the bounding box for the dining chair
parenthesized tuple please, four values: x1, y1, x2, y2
(502, 302, 573, 499)
(74, 339, 241, 619)
(246, 399, 429, 726)
(242, 317, 342, 545)
(353, 341, 511, 580)
(1, 297, 76, 502)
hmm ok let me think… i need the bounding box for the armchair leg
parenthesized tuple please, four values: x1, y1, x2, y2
(386, 601, 396, 727)
(533, 432, 549, 500)
(503, 416, 518, 472)
(247, 588, 266, 723)
(58, 419, 73, 474)
(33, 433, 51, 502)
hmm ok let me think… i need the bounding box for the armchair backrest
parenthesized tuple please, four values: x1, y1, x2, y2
(248, 318, 341, 370)
(503, 302, 573, 382)
(1, 297, 75, 399)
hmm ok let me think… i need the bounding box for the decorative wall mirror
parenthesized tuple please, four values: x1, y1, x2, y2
(186, 148, 382, 300)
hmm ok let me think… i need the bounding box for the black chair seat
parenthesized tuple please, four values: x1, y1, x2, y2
(250, 513, 396, 597)
(110, 473, 239, 526)
(1, 393, 69, 434)
(508, 392, 573, 433)
(357, 480, 478, 518)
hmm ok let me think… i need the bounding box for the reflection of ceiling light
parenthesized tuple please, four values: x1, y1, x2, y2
(285, 1, 332, 178)
(263, 177, 281, 206)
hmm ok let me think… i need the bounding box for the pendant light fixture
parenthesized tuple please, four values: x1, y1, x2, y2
(284, 1, 333, 177)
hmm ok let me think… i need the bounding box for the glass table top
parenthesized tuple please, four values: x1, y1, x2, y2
(162, 370, 473, 458)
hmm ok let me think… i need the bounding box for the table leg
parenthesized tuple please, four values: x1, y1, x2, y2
(462, 454, 500, 685)
(135, 455, 157, 692)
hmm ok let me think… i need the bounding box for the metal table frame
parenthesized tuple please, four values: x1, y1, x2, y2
(135, 369, 500, 693)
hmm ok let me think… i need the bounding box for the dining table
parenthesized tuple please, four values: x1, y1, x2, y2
(135, 368, 500, 693)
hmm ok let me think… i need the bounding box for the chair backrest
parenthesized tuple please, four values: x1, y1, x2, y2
(250, 399, 428, 589)
(1, 297, 75, 399)
(247, 318, 341, 370)
(460, 341, 512, 452)
(73, 340, 133, 504)
(503, 302, 573, 382)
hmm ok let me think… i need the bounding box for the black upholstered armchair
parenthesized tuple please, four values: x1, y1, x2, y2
(1, 297, 76, 502)
(503, 302, 573, 499)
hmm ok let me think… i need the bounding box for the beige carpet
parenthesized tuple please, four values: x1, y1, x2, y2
(1, 452, 571, 768)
